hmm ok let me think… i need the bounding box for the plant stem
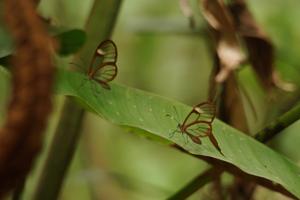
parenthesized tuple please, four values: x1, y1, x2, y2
(167, 167, 221, 200)
(32, 0, 122, 199)
(254, 102, 300, 142)
(32, 98, 84, 200)
(12, 179, 25, 200)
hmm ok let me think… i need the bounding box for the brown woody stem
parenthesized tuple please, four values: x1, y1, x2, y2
(32, 0, 122, 199)
(0, 0, 54, 197)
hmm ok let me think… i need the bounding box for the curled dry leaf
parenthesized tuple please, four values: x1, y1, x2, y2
(201, 0, 245, 83)
(272, 71, 296, 92)
(222, 75, 249, 133)
(215, 39, 244, 83)
(229, 0, 295, 91)
(209, 55, 249, 136)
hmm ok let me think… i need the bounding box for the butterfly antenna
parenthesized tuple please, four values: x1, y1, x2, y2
(172, 106, 180, 124)
(70, 56, 89, 72)
(69, 62, 85, 72)
(165, 107, 180, 124)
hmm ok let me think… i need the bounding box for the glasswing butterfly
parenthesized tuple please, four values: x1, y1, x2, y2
(167, 101, 223, 154)
(74, 39, 118, 91)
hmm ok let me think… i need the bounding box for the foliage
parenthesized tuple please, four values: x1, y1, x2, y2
(56, 69, 300, 197)
(1, 0, 300, 199)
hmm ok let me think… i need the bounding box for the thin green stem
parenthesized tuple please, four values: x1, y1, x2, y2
(254, 102, 300, 142)
(32, 98, 84, 200)
(32, 0, 122, 199)
(167, 167, 221, 200)
(12, 179, 25, 200)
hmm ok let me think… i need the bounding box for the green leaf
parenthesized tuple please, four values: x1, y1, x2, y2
(0, 25, 86, 61)
(55, 69, 300, 198)
(55, 29, 86, 56)
(0, 26, 13, 58)
(0, 66, 10, 124)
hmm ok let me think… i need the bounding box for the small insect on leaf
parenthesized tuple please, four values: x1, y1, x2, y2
(167, 101, 223, 155)
(87, 39, 118, 90)
(72, 39, 118, 92)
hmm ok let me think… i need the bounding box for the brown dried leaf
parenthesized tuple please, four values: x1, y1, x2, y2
(201, 0, 244, 83)
(215, 38, 244, 82)
(209, 55, 249, 133)
(220, 74, 249, 133)
(229, 0, 295, 91)
(202, 0, 233, 30)
(272, 71, 296, 92)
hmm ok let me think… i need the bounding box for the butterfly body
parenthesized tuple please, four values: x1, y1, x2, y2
(178, 123, 202, 144)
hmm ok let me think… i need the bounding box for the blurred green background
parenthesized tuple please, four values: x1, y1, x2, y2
(1, 0, 300, 199)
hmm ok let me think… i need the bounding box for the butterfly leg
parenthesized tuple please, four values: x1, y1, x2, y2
(69, 62, 84, 73)
(172, 106, 180, 124)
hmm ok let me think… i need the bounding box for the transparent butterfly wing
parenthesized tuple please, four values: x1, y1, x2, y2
(185, 121, 212, 138)
(183, 102, 222, 153)
(185, 121, 222, 153)
(89, 40, 117, 72)
(194, 102, 216, 122)
(181, 102, 215, 138)
(93, 62, 118, 84)
(183, 102, 216, 126)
